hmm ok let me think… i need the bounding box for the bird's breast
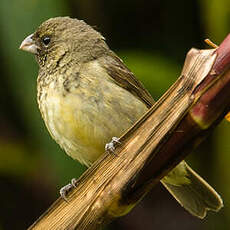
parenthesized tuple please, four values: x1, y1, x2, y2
(37, 61, 148, 166)
(37, 80, 95, 165)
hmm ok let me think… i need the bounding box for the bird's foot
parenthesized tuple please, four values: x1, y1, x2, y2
(60, 178, 79, 201)
(105, 137, 121, 153)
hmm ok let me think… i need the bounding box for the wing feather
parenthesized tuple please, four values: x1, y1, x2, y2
(98, 53, 154, 108)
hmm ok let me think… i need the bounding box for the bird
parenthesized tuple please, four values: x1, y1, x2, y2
(19, 16, 223, 218)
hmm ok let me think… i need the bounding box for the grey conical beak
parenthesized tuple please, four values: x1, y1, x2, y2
(19, 34, 39, 54)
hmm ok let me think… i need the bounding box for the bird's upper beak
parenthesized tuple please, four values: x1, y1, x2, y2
(19, 34, 39, 54)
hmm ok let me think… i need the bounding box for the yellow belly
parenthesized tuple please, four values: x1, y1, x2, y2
(39, 75, 148, 166)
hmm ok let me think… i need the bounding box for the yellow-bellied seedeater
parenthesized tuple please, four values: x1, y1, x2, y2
(20, 17, 223, 218)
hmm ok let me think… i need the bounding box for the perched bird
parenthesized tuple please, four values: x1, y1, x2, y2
(20, 17, 223, 218)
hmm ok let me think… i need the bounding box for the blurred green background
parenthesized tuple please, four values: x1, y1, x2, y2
(0, 0, 230, 229)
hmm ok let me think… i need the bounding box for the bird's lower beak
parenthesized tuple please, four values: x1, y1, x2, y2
(19, 34, 39, 54)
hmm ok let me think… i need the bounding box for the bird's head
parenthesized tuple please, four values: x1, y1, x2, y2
(20, 17, 108, 72)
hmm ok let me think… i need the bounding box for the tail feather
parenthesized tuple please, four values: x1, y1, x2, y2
(161, 162, 223, 218)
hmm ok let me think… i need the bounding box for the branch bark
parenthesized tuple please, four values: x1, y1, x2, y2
(28, 34, 230, 230)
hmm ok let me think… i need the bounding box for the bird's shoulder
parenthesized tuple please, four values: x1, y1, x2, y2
(98, 53, 154, 108)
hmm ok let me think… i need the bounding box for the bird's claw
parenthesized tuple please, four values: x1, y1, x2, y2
(71, 178, 79, 187)
(105, 137, 121, 153)
(60, 178, 79, 201)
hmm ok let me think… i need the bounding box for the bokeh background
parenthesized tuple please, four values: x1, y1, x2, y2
(0, 0, 230, 229)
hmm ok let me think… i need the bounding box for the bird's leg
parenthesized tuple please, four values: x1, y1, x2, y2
(105, 137, 121, 153)
(60, 136, 121, 200)
(59, 178, 79, 201)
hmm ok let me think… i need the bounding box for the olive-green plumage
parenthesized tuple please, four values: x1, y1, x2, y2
(20, 17, 223, 218)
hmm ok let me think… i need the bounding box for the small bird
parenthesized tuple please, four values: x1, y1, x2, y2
(20, 17, 223, 218)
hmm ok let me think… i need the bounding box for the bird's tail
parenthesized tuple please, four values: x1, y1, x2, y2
(161, 162, 223, 218)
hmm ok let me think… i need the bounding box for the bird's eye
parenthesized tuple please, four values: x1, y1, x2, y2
(42, 36, 51, 46)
